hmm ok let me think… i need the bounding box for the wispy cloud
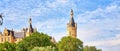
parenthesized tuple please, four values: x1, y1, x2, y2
(85, 34, 120, 46)
(76, 1, 120, 51)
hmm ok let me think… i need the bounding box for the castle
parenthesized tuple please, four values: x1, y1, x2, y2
(0, 18, 37, 43)
(0, 9, 77, 43)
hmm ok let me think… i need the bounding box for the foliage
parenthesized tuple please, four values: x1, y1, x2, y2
(0, 42, 16, 51)
(57, 36, 83, 51)
(0, 32, 102, 51)
(16, 32, 56, 51)
(83, 46, 89, 51)
(31, 46, 58, 51)
(97, 49, 102, 51)
(83, 46, 102, 51)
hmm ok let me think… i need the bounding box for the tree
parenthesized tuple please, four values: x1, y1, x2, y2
(16, 32, 56, 51)
(83, 46, 102, 51)
(31, 46, 58, 51)
(57, 36, 83, 51)
(89, 46, 97, 51)
(97, 49, 102, 51)
(83, 46, 89, 51)
(0, 42, 16, 51)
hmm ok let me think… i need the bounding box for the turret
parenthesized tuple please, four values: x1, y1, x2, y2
(26, 17, 34, 37)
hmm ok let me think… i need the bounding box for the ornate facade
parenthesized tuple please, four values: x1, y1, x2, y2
(0, 18, 36, 43)
(67, 9, 77, 38)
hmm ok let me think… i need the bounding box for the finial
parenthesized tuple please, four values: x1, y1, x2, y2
(12, 28, 13, 31)
(29, 16, 32, 24)
(70, 9, 74, 18)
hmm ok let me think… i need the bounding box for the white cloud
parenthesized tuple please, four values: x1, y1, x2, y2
(85, 34, 120, 46)
(46, 0, 70, 8)
(77, 1, 120, 39)
(0, 0, 120, 51)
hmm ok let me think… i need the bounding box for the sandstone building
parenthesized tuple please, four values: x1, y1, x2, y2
(0, 18, 36, 43)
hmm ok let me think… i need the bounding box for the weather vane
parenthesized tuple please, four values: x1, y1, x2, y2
(0, 13, 3, 26)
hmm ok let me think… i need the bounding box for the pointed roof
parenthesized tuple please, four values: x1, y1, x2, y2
(69, 9, 75, 27)
(14, 32, 24, 38)
(50, 37, 56, 44)
(4, 28, 14, 36)
(27, 17, 33, 33)
(29, 17, 33, 29)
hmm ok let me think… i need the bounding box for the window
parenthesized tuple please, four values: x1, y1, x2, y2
(1, 38, 3, 42)
(8, 37, 10, 42)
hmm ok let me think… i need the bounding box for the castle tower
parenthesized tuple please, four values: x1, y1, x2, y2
(26, 17, 34, 37)
(67, 9, 77, 38)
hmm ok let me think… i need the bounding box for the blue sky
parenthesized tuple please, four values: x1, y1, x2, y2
(0, 0, 120, 51)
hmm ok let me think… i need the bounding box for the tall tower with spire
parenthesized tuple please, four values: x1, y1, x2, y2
(67, 9, 77, 38)
(26, 17, 34, 37)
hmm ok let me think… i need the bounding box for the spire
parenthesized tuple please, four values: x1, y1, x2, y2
(29, 17, 32, 29)
(28, 17, 33, 33)
(69, 9, 75, 27)
(29, 16, 32, 24)
(70, 9, 74, 18)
